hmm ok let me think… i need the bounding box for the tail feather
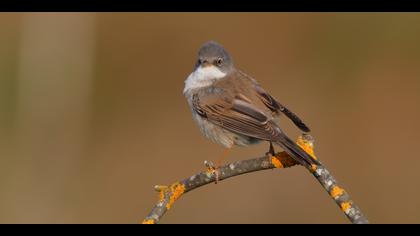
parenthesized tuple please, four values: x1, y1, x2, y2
(274, 132, 320, 168)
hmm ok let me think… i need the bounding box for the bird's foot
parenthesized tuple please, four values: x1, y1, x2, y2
(204, 160, 220, 184)
(204, 148, 229, 184)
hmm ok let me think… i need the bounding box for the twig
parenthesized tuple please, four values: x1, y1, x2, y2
(142, 134, 369, 224)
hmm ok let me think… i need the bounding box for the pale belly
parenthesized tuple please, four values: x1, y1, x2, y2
(192, 113, 261, 148)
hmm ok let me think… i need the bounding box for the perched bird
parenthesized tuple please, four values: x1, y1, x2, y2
(183, 41, 319, 170)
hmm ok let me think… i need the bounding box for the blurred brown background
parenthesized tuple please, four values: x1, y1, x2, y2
(1, 13, 420, 224)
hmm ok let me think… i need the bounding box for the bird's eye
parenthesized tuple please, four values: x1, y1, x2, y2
(198, 59, 202, 64)
(216, 58, 223, 66)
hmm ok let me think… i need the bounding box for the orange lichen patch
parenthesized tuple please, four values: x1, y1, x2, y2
(297, 136, 317, 160)
(159, 190, 165, 202)
(154, 185, 169, 202)
(274, 152, 298, 168)
(166, 182, 186, 210)
(340, 201, 352, 213)
(330, 186, 345, 199)
(206, 166, 215, 175)
(271, 156, 284, 168)
(142, 219, 155, 224)
(205, 161, 216, 175)
(310, 164, 318, 172)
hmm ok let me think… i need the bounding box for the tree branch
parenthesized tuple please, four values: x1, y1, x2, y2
(142, 134, 369, 224)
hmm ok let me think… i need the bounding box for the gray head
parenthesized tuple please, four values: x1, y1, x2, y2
(195, 41, 234, 74)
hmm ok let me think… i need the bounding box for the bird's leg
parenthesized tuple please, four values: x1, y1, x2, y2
(216, 148, 230, 168)
(269, 142, 275, 156)
(266, 142, 276, 166)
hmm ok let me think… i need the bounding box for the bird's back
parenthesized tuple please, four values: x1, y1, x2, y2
(211, 70, 275, 120)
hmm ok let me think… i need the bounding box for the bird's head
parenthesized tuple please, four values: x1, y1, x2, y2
(195, 41, 234, 75)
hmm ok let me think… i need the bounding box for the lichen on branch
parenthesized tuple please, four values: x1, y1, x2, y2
(142, 134, 369, 224)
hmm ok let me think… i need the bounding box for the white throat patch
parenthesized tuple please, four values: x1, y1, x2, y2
(184, 66, 226, 94)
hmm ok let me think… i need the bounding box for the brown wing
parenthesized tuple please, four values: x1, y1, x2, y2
(254, 85, 311, 133)
(192, 92, 280, 141)
(192, 90, 320, 168)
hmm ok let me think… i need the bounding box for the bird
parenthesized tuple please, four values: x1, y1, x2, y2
(183, 41, 319, 172)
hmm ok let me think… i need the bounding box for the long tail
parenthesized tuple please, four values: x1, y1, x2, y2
(274, 131, 320, 168)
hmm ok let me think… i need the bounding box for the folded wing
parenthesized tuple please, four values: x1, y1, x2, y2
(254, 85, 311, 133)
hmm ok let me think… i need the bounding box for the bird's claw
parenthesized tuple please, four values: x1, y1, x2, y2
(204, 160, 220, 184)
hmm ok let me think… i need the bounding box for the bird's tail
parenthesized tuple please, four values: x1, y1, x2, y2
(274, 131, 320, 168)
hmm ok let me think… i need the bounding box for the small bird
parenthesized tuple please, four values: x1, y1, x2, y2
(183, 41, 319, 170)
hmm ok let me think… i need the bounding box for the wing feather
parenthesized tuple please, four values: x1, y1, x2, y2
(192, 93, 279, 141)
(255, 85, 311, 133)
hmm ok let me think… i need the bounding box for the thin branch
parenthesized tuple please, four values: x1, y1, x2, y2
(142, 134, 369, 224)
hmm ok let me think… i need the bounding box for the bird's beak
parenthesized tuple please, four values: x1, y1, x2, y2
(201, 61, 212, 68)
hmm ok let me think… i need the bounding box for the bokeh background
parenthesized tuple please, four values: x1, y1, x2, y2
(1, 13, 420, 224)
